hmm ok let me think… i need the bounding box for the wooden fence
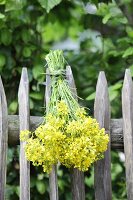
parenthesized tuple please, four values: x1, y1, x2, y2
(0, 67, 132, 200)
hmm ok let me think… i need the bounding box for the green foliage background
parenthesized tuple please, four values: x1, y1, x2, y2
(1, 0, 132, 199)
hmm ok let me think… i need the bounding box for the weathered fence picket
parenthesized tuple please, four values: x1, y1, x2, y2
(122, 69, 133, 200)
(45, 68, 59, 200)
(66, 66, 85, 200)
(0, 77, 8, 200)
(94, 72, 112, 200)
(18, 68, 30, 200)
(1, 67, 133, 200)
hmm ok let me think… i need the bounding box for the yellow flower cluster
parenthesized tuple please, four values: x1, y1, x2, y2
(20, 101, 109, 173)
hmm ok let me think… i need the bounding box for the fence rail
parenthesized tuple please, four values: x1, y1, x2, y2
(7, 115, 123, 148)
(0, 67, 133, 200)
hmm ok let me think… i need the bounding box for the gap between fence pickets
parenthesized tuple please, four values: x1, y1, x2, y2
(0, 76, 8, 200)
(122, 69, 133, 200)
(18, 68, 30, 200)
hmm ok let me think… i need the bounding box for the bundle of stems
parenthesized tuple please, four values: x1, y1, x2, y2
(45, 50, 79, 119)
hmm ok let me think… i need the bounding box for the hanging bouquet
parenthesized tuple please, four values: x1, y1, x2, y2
(20, 50, 109, 173)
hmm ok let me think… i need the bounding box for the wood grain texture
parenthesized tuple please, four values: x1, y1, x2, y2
(70, 168, 85, 200)
(122, 69, 133, 200)
(66, 65, 85, 200)
(49, 165, 58, 200)
(66, 65, 78, 101)
(8, 115, 42, 145)
(110, 119, 123, 149)
(45, 68, 59, 200)
(7, 116, 124, 149)
(18, 68, 30, 200)
(0, 77, 8, 200)
(94, 71, 112, 200)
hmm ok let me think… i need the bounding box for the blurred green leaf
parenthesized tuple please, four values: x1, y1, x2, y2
(122, 47, 133, 58)
(109, 82, 122, 91)
(108, 82, 122, 101)
(32, 65, 44, 81)
(112, 163, 123, 181)
(0, 0, 5, 4)
(38, 0, 62, 12)
(86, 92, 95, 101)
(30, 92, 43, 100)
(22, 47, 32, 57)
(15, 186, 20, 196)
(37, 173, 45, 180)
(7, 148, 14, 164)
(109, 90, 118, 101)
(30, 98, 34, 109)
(9, 101, 18, 114)
(0, 13, 5, 19)
(21, 29, 31, 43)
(30, 177, 36, 188)
(126, 26, 133, 38)
(36, 180, 46, 194)
(129, 65, 133, 76)
(1, 29, 12, 45)
(0, 54, 6, 70)
(5, 0, 25, 11)
(85, 168, 94, 187)
(58, 179, 66, 191)
(6, 185, 16, 199)
(102, 13, 111, 24)
(43, 22, 65, 42)
(57, 169, 63, 177)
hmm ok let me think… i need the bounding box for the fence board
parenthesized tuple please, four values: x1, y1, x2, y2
(0, 77, 8, 200)
(94, 71, 112, 200)
(7, 116, 124, 149)
(45, 68, 59, 200)
(122, 69, 133, 200)
(66, 65, 85, 200)
(18, 68, 30, 200)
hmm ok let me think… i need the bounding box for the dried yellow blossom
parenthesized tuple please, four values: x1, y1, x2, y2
(20, 101, 109, 173)
(20, 130, 31, 141)
(20, 50, 109, 173)
(57, 100, 69, 116)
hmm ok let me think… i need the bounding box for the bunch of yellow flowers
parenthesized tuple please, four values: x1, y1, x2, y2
(20, 101, 109, 173)
(20, 50, 109, 173)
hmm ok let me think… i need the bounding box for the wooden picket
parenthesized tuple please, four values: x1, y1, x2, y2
(0, 77, 8, 200)
(1, 67, 133, 199)
(122, 69, 133, 200)
(66, 66, 85, 200)
(45, 68, 59, 200)
(94, 72, 112, 200)
(18, 68, 30, 200)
